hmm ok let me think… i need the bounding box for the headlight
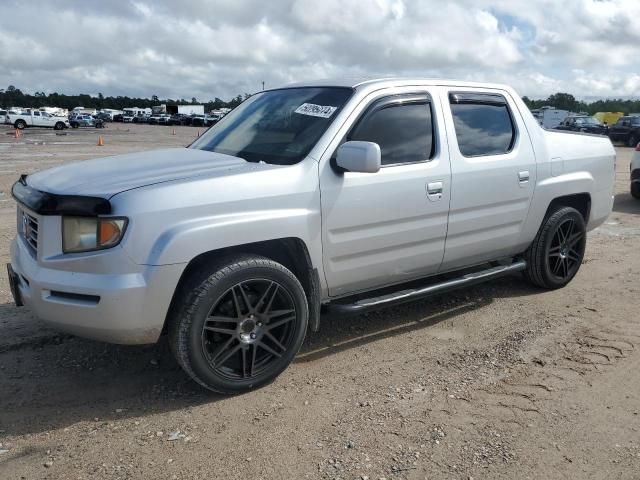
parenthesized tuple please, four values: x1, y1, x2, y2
(62, 217, 128, 253)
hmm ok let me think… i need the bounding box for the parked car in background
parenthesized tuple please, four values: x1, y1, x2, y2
(0, 110, 8, 124)
(8, 79, 615, 394)
(608, 116, 640, 147)
(631, 142, 640, 199)
(147, 114, 162, 125)
(555, 115, 608, 135)
(7, 110, 69, 130)
(70, 115, 104, 129)
(132, 114, 150, 124)
(112, 114, 124, 122)
(191, 114, 205, 127)
(204, 114, 222, 127)
(168, 113, 189, 126)
(95, 112, 112, 122)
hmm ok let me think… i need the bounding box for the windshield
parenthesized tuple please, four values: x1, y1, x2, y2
(190, 87, 353, 165)
(575, 117, 599, 125)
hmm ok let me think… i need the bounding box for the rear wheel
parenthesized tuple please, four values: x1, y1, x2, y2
(168, 255, 308, 394)
(627, 135, 638, 148)
(524, 206, 586, 289)
(14, 120, 26, 130)
(632, 182, 640, 200)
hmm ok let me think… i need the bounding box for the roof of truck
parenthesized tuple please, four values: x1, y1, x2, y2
(280, 77, 512, 91)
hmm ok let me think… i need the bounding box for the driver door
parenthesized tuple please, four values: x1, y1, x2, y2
(319, 88, 451, 297)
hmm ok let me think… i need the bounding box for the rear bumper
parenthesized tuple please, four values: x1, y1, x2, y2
(10, 237, 185, 345)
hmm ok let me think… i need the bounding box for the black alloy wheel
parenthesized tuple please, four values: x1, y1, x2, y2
(546, 216, 584, 282)
(169, 255, 308, 394)
(524, 206, 586, 289)
(201, 279, 298, 381)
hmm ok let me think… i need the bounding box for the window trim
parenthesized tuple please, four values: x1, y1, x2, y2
(448, 91, 518, 158)
(345, 93, 437, 168)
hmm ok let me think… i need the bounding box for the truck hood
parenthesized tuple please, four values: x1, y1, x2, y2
(26, 148, 253, 198)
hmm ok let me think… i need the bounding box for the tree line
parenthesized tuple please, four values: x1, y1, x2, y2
(522, 92, 640, 115)
(1, 85, 639, 115)
(0, 85, 251, 112)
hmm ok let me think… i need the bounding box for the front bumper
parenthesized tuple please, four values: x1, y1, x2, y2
(9, 236, 185, 345)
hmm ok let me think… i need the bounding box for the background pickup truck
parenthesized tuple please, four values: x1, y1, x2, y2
(608, 115, 640, 147)
(7, 110, 69, 130)
(9, 79, 615, 394)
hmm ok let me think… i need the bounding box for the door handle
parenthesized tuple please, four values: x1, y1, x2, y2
(518, 171, 530, 184)
(427, 181, 443, 201)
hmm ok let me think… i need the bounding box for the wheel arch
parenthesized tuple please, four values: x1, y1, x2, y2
(163, 237, 322, 335)
(545, 192, 591, 222)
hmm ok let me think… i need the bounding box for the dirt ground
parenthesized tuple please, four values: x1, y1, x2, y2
(0, 123, 638, 480)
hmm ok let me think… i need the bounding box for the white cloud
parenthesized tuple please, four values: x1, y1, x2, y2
(0, 0, 638, 100)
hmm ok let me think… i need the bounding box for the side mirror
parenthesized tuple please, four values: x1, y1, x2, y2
(336, 141, 381, 173)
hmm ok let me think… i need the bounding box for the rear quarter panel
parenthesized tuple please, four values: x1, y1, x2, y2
(520, 128, 615, 243)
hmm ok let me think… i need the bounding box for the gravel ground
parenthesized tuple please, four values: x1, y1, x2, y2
(0, 124, 638, 479)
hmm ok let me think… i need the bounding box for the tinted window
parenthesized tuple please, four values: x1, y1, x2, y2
(191, 87, 353, 165)
(450, 101, 515, 156)
(349, 102, 433, 165)
(631, 117, 640, 126)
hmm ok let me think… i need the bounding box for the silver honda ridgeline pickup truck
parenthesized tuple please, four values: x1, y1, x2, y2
(9, 79, 615, 393)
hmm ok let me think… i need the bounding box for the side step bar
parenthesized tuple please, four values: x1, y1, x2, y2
(326, 260, 527, 314)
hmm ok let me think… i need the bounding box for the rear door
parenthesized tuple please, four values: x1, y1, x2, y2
(31, 110, 41, 126)
(440, 90, 536, 271)
(319, 88, 451, 297)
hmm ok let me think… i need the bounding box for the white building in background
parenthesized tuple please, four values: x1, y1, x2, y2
(166, 104, 204, 115)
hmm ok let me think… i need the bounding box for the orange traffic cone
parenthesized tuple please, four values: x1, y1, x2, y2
(171, 128, 176, 135)
(97, 136, 104, 146)
(14, 129, 20, 139)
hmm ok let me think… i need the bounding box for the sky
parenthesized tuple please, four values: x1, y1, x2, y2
(0, 0, 638, 101)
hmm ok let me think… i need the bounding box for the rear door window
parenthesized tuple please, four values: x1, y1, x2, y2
(449, 93, 516, 157)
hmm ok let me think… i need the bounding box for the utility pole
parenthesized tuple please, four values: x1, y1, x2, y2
(262, 81, 265, 91)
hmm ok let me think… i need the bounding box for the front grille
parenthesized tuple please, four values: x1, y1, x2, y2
(20, 209, 39, 253)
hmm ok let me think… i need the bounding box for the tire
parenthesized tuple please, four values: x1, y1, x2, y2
(627, 135, 639, 148)
(168, 255, 309, 394)
(632, 182, 640, 200)
(54, 122, 65, 130)
(70, 122, 79, 128)
(524, 206, 586, 289)
(14, 120, 26, 130)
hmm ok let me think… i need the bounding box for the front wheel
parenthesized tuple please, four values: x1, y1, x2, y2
(54, 122, 65, 130)
(632, 182, 640, 200)
(168, 255, 308, 394)
(627, 135, 639, 148)
(524, 206, 586, 289)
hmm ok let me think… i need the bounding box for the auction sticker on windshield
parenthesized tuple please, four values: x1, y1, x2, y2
(294, 103, 337, 118)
